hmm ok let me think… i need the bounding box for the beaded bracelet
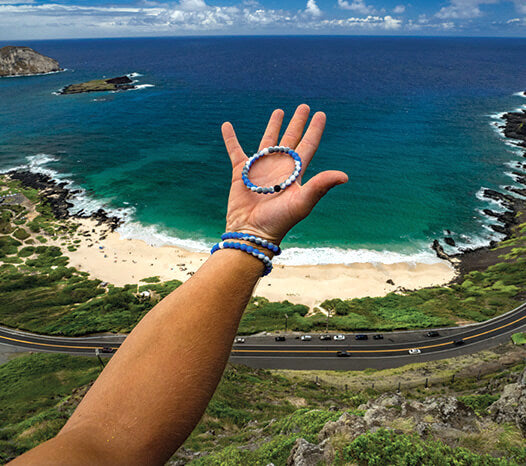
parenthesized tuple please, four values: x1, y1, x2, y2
(242, 146, 302, 194)
(221, 232, 281, 256)
(210, 241, 273, 276)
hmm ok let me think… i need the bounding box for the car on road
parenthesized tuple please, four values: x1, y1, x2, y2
(301, 335, 312, 341)
(355, 334, 368, 340)
(319, 335, 331, 341)
(234, 337, 245, 344)
(408, 348, 421, 355)
(373, 334, 384, 340)
(275, 336, 286, 342)
(454, 339, 465, 345)
(333, 334, 346, 341)
(426, 331, 440, 337)
(100, 347, 116, 353)
(337, 351, 351, 357)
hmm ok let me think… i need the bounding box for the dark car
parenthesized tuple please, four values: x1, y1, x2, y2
(454, 339, 465, 345)
(426, 331, 440, 337)
(275, 336, 286, 342)
(319, 335, 331, 341)
(355, 334, 368, 340)
(100, 347, 116, 353)
(373, 334, 384, 340)
(337, 351, 351, 357)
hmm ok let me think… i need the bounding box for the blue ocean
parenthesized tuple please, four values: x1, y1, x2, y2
(1, 36, 526, 264)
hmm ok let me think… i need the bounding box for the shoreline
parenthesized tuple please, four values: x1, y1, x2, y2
(4, 100, 526, 308)
(5, 170, 456, 309)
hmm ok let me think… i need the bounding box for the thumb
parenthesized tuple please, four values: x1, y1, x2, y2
(297, 170, 348, 217)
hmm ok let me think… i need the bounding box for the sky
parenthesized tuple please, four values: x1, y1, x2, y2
(0, 0, 525, 39)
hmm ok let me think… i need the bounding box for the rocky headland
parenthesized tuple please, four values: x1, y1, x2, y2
(433, 104, 526, 279)
(0, 46, 62, 77)
(6, 169, 122, 232)
(59, 75, 137, 95)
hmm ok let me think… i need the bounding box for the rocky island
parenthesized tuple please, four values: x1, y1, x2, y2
(59, 75, 137, 95)
(0, 46, 62, 77)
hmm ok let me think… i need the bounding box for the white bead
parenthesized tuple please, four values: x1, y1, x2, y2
(280, 183, 286, 189)
(285, 179, 292, 186)
(262, 239, 268, 246)
(290, 175, 296, 182)
(218, 241, 225, 249)
(261, 148, 269, 155)
(258, 253, 265, 260)
(251, 186, 257, 192)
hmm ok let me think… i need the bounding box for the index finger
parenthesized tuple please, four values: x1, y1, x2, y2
(295, 111, 326, 172)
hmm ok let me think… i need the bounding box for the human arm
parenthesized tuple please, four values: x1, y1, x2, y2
(10, 104, 347, 465)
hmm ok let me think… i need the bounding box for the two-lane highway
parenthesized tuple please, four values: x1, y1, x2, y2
(1, 302, 526, 370)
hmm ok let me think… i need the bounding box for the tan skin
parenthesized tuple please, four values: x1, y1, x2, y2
(10, 104, 348, 465)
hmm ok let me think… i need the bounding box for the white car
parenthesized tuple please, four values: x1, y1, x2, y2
(333, 334, 346, 341)
(301, 335, 312, 341)
(408, 348, 421, 355)
(234, 337, 245, 344)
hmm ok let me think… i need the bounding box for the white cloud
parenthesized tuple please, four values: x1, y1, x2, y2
(337, 0, 375, 15)
(513, 1, 526, 13)
(322, 14, 401, 29)
(436, 0, 498, 19)
(0, 0, 34, 3)
(305, 0, 322, 17)
(393, 4, 405, 14)
(507, 17, 521, 22)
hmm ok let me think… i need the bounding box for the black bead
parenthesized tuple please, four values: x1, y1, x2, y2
(274, 185, 281, 192)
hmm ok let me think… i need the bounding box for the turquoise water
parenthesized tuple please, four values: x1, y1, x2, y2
(1, 36, 526, 264)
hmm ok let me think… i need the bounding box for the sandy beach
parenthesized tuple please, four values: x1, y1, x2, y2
(55, 218, 456, 309)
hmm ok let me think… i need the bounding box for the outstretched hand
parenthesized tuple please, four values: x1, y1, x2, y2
(221, 104, 348, 245)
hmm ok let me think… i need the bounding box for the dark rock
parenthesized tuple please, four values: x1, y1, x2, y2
(444, 237, 456, 247)
(6, 170, 123, 231)
(386, 279, 395, 285)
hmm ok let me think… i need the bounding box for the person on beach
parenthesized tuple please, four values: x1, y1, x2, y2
(11, 104, 348, 465)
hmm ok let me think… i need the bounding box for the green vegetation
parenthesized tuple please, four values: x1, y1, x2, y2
(140, 276, 160, 283)
(4, 352, 524, 464)
(458, 394, 500, 415)
(344, 429, 513, 466)
(512, 332, 526, 345)
(0, 353, 101, 462)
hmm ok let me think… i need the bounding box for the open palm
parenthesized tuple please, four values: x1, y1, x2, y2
(222, 104, 348, 245)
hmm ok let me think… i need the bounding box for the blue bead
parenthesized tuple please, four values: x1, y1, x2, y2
(246, 246, 254, 253)
(240, 244, 247, 251)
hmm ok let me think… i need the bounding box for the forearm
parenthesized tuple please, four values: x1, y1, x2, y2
(12, 249, 263, 465)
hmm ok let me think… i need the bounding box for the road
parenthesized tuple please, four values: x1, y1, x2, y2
(1, 302, 526, 370)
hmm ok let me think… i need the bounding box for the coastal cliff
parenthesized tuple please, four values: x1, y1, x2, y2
(0, 46, 61, 77)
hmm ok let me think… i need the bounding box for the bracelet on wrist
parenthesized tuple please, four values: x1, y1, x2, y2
(242, 146, 302, 195)
(210, 241, 273, 276)
(221, 232, 281, 256)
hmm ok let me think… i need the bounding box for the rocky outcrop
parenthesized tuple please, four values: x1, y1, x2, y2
(287, 438, 326, 466)
(0, 46, 61, 77)
(7, 170, 123, 231)
(490, 368, 526, 434)
(59, 75, 136, 95)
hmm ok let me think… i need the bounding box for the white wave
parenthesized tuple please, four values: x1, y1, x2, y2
(274, 246, 444, 265)
(132, 84, 155, 90)
(513, 91, 526, 98)
(127, 72, 143, 78)
(0, 154, 135, 220)
(0, 69, 67, 79)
